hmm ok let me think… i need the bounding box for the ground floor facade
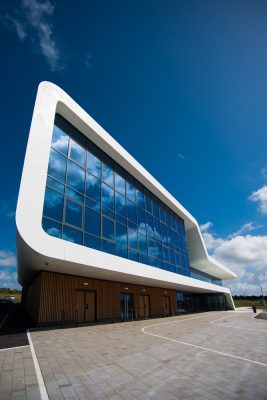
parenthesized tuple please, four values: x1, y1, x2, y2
(23, 271, 228, 325)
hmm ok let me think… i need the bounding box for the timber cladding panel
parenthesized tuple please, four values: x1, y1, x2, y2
(27, 271, 177, 324)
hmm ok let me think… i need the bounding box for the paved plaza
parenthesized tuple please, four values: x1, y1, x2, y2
(1, 311, 267, 400)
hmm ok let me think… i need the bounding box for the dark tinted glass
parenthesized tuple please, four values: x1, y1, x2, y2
(102, 216, 114, 240)
(87, 149, 101, 178)
(65, 199, 83, 228)
(86, 173, 101, 202)
(69, 137, 85, 167)
(43, 187, 64, 221)
(46, 176, 65, 193)
(48, 149, 67, 182)
(84, 207, 100, 236)
(42, 218, 62, 238)
(102, 239, 115, 255)
(116, 222, 127, 245)
(84, 234, 101, 251)
(43, 115, 191, 279)
(66, 160, 85, 193)
(102, 183, 114, 210)
(102, 162, 114, 188)
(51, 126, 69, 155)
(62, 226, 83, 244)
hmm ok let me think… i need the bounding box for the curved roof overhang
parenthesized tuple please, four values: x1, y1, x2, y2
(16, 81, 236, 288)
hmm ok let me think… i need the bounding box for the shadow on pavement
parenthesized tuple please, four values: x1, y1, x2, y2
(0, 303, 35, 349)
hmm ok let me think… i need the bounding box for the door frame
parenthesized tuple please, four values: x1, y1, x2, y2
(139, 294, 151, 318)
(120, 292, 134, 321)
(161, 295, 171, 317)
(75, 289, 97, 322)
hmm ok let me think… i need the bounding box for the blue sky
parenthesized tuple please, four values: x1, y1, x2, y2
(0, 0, 267, 295)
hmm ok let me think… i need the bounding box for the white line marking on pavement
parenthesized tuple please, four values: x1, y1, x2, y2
(141, 314, 267, 368)
(210, 313, 267, 332)
(0, 345, 29, 352)
(27, 330, 49, 400)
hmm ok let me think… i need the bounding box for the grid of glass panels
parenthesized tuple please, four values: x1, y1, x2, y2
(42, 114, 190, 276)
(190, 268, 222, 286)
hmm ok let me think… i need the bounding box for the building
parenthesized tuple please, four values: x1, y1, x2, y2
(16, 82, 236, 325)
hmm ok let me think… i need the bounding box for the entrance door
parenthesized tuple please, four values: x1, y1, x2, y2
(75, 290, 96, 323)
(138, 295, 150, 318)
(162, 295, 171, 317)
(120, 293, 133, 321)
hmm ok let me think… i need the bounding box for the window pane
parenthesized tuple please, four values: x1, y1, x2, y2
(42, 217, 62, 238)
(163, 246, 169, 262)
(115, 172, 125, 195)
(128, 249, 138, 262)
(87, 150, 101, 178)
(148, 240, 156, 256)
(102, 163, 114, 188)
(127, 200, 137, 223)
(115, 192, 126, 217)
(139, 252, 147, 265)
(69, 138, 85, 167)
(138, 233, 147, 254)
(46, 176, 65, 193)
(159, 206, 166, 222)
(128, 228, 138, 249)
(65, 199, 83, 228)
(116, 222, 127, 245)
(43, 187, 64, 221)
(84, 207, 100, 236)
(51, 126, 69, 156)
(85, 197, 101, 211)
(66, 160, 85, 193)
(102, 216, 115, 240)
(126, 181, 136, 202)
(102, 183, 114, 210)
(84, 233, 101, 251)
(62, 225, 83, 244)
(86, 173, 100, 202)
(102, 239, 115, 255)
(156, 242, 163, 259)
(65, 187, 84, 203)
(116, 245, 127, 258)
(145, 193, 152, 213)
(102, 206, 115, 219)
(136, 189, 145, 208)
(48, 149, 67, 183)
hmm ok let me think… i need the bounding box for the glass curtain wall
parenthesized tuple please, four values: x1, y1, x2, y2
(42, 114, 190, 276)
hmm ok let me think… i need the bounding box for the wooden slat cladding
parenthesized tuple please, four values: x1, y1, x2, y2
(27, 271, 177, 324)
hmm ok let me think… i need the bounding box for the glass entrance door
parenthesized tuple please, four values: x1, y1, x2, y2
(120, 293, 133, 321)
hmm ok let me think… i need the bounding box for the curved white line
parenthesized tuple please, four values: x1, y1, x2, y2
(141, 314, 267, 368)
(27, 330, 49, 400)
(210, 312, 267, 333)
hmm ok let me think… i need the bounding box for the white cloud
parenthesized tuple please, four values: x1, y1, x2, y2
(201, 222, 267, 295)
(0, 270, 20, 289)
(177, 153, 186, 160)
(200, 221, 213, 233)
(229, 221, 262, 238)
(0, 250, 16, 267)
(249, 185, 267, 214)
(3, 15, 27, 40)
(22, 0, 62, 71)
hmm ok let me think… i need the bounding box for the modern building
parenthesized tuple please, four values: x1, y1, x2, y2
(16, 82, 236, 325)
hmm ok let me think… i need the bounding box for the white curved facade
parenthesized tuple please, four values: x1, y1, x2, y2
(16, 81, 236, 312)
